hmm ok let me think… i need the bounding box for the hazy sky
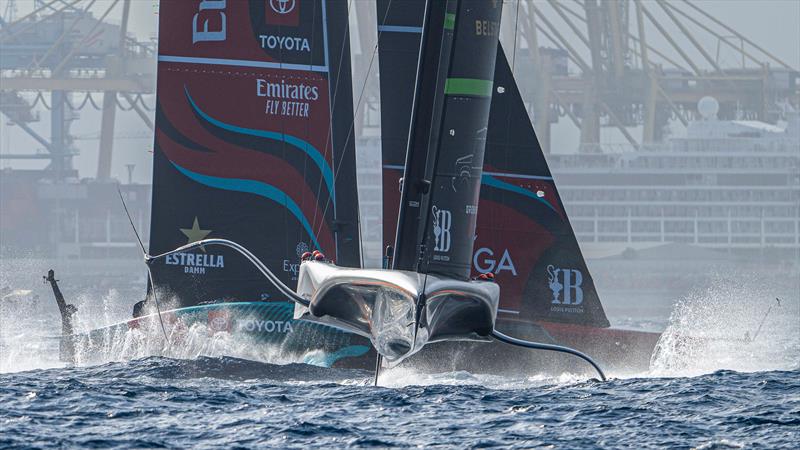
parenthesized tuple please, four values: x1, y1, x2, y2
(1, 0, 798, 181)
(117, 0, 800, 69)
(2, 0, 797, 64)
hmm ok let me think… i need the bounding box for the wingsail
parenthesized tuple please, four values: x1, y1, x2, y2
(291, 0, 504, 363)
(391, 0, 502, 280)
(149, 0, 361, 306)
(378, 8, 609, 327)
(376, 0, 423, 265)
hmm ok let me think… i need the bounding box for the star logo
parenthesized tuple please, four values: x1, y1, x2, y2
(180, 217, 212, 245)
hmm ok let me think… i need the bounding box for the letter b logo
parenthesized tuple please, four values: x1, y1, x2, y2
(562, 269, 583, 305)
(548, 266, 584, 305)
(432, 207, 452, 252)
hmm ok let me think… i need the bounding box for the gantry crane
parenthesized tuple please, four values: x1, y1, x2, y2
(0, 0, 155, 180)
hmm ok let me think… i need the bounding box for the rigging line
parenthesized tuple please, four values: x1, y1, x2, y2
(313, 0, 394, 241)
(297, 0, 319, 256)
(116, 185, 170, 345)
(310, 0, 357, 238)
(750, 298, 782, 343)
(144, 266, 171, 350)
(499, 1, 523, 213)
(511, 0, 520, 72)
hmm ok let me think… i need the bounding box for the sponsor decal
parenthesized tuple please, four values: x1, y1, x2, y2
(168, 217, 224, 274)
(547, 265, 584, 313)
(474, 19, 499, 37)
(165, 252, 225, 274)
(432, 206, 452, 261)
(452, 154, 473, 192)
(208, 310, 231, 333)
(257, 78, 319, 118)
(239, 318, 294, 333)
(258, 34, 311, 53)
(180, 217, 211, 244)
(266, 0, 300, 26)
(295, 241, 310, 257)
(262, 0, 306, 51)
(192, 0, 227, 44)
(270, 0, 296, 14)
(473, 247, 517, 275)
(283, 242, 310, 281)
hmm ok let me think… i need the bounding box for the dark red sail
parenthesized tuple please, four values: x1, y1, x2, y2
(149, 0, 360, 306)
(478, 47, 610, 328)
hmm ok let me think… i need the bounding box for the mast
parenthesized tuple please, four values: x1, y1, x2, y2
(376, 0, 425, 263)
(327, 1, 361, 267)
(391, 0, 442, 272)
(393, 0, 503, 280)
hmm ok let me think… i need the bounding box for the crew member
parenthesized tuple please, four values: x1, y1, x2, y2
(44, 269, 77, 363)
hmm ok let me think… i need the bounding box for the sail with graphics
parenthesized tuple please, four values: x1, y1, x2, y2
(148, 0, 361, 306)
(378, 3, 608, 330)
(477, 46, 609, 329)
(376, 0, 658, 370)
(44, 0, 378, 369)
(292, 0, 507, 364)
(142, 0, 626, 375)
(51, 0, 652, 376)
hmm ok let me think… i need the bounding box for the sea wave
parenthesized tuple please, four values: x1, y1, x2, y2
(1, 358, 798, 448)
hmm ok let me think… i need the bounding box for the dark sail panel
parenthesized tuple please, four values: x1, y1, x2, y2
(393, 0, 502, 280)
(149, 0, 360, 306)
(376, 5, 608, 325)
(476, 47, 610, 327)
(376, 0, 425, 260)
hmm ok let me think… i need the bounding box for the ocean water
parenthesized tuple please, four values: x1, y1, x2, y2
(2, 358, 799, 449)
(1, 261, 799, 448)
